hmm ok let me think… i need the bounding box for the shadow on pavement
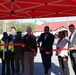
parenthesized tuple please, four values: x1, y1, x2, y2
(34, 62, 60, 75)
(51, 62, 60, 75)
(0, 62, 60, 75)
(34, 62, 44, 75)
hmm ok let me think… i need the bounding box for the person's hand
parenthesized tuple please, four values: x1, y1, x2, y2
(22, 44, 25, 47)
(63, 57, 66, 61)
(31, 48, 35, 51)
(73, 44, 76, 50)
(46, 51, 51, 54)
(39, 47, 43, 51)
(34, 51, 37, 57)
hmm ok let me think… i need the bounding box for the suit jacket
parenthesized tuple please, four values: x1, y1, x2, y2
(38, 32, 54, 54)
(69, 32, 76, 58)
(70, 32, 76, 47)
(22, 34, 37, 53)
(13, 37, 24, 54)
(9, 34, 17, 41)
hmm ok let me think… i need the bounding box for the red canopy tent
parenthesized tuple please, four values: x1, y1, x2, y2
(0, 0, 76, 19)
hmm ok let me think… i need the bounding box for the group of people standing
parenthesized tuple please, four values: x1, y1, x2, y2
(0, 27, 23, 75)
(0, 24, 76, 75)
(38, 24, 76, 75)
(56, 24, 76, 75)
(0, 26, 37, 75)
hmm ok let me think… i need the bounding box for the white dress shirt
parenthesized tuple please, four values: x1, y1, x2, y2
(56, 38, 68, 57)
(44, 33, 48, 40)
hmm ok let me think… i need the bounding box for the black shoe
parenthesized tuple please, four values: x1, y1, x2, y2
(2, 73, 5, 75)
(6, 73, 10, 75)
(45, 73, 48, 75)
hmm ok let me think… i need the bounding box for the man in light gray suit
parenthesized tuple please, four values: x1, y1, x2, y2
(68, 24, 76, 75)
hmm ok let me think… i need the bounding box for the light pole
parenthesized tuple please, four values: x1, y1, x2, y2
(3, 20, 7, 32)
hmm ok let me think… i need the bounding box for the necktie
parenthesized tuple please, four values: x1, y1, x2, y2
(69, 34, 72, 40)
(69, 33, 73, 48)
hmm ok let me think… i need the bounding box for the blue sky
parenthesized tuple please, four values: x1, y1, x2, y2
(3, 16, 76, 25)
(20, 16, 76, 25)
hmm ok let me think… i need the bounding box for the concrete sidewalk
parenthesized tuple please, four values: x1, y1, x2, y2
(0, 51, 75, 75)
(34, 51, 75, 75)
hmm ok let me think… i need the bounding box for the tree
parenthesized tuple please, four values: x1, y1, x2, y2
(6, 20, 38, 32)
(0, 21, 3, 34)
(0, 20, 38, 34)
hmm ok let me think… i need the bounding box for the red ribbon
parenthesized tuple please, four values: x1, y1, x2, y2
(0, 43, 24, 46)
(0, 43, 74, 53)
(46, 48, 73, 54)
(0, 43, 35, 51)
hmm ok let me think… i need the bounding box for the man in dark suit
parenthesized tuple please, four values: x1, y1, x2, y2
(68, 24, 76, 75)
(38, 26, 54, 75)
(9, 27, 17, 74)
